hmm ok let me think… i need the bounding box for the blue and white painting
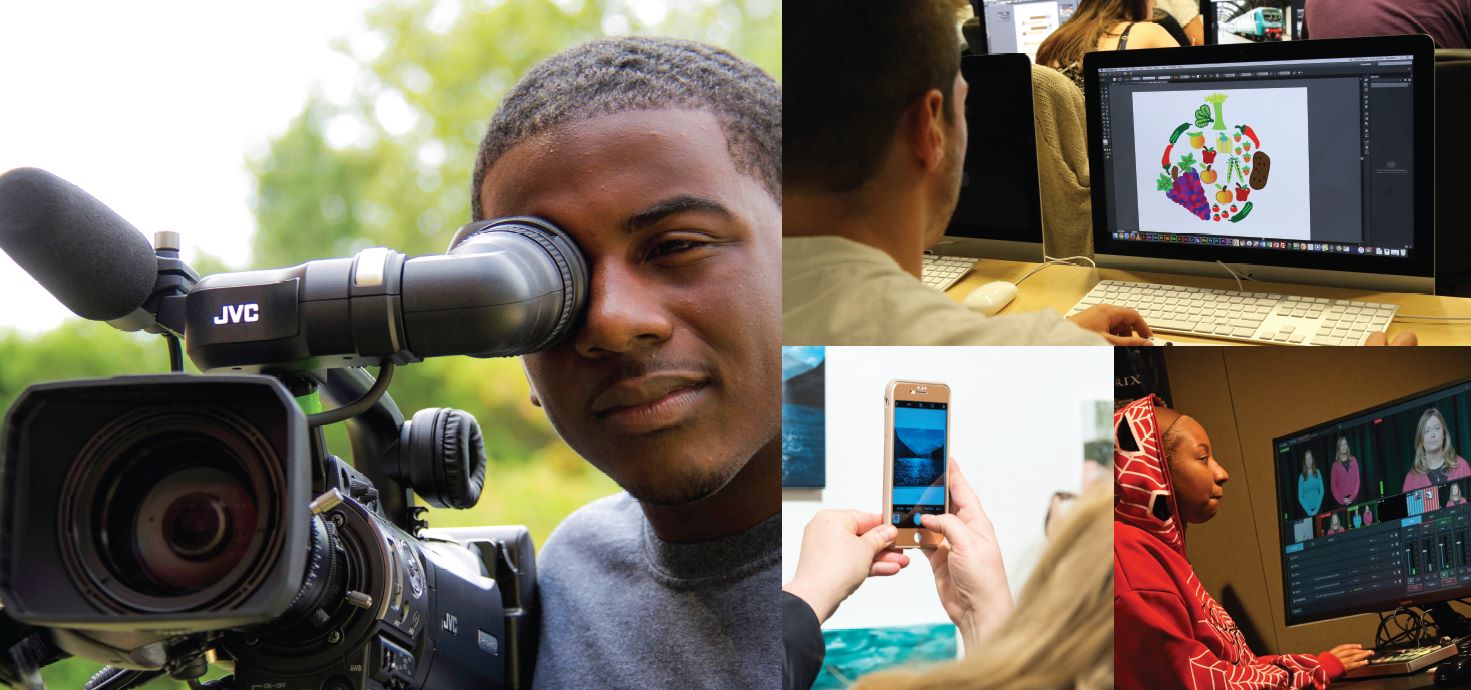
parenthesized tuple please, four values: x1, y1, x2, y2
(782, 346, 825, 488)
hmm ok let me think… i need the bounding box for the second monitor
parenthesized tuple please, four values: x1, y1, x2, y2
(940, 52, 1045, 261)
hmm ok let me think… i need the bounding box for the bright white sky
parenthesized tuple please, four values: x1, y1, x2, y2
(0, 0, 373, 333)
(0, 2, 374, 333)
(0, 0, 688, 335)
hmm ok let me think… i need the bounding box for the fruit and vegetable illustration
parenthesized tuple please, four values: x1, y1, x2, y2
(1156, 93, 1269, 224)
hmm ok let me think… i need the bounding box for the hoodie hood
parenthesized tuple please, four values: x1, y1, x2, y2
(1114, 395, 1186, 558)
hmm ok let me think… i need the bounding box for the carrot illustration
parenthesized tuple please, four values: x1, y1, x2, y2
(1235, 124, 1260, 149)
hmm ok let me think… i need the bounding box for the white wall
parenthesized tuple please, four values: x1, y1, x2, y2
(781, 346, 1111, 631)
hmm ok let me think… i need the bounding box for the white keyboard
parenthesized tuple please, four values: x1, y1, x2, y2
(921, 254, 978, 291)
(1067, 280, 1398, 346)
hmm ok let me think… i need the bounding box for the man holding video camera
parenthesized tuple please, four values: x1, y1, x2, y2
(466, 37, 781, 688)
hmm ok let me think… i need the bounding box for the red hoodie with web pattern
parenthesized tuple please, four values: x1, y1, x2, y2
(1115, 396, 1346, 690)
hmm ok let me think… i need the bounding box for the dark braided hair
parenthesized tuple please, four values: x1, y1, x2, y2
(470, 36, 780, 220)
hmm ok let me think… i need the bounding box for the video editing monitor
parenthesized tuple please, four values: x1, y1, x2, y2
(981, 0, 1078, 61)
(1084, 35, 1435, 293)
(1275, 377, 1471, 626)
(941, 52, 1045, 260)
(1202, 0, 1306, 45)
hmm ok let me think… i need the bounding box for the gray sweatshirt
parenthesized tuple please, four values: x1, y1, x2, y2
(532, 492, 780, 689)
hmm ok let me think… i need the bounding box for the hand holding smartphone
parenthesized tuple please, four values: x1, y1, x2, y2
(883, 380, 951, 549)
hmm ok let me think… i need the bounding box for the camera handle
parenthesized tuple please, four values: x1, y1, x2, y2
(314, 367, 421, 534)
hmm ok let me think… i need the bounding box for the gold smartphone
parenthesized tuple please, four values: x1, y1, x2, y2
(883, 380, 951, 549)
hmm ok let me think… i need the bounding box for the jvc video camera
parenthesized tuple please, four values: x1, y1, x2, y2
(0, 167, 587, 690)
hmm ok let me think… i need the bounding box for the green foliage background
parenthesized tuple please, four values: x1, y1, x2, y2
(1, 0, 779, 686)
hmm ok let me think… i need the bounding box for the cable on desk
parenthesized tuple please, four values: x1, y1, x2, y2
(1015, 255, 1097, 286)
(1375, 606, 1438, 650)
(1215, 260, 1254, 293)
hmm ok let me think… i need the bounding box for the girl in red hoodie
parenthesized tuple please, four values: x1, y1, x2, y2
(1114, 396, 1375, 689)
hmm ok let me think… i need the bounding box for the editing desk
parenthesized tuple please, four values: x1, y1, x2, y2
(946, 259, 1471, 345)
(1337, 672, 1439, 689)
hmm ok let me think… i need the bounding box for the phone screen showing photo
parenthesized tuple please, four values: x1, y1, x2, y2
(892, 400, 948, 527)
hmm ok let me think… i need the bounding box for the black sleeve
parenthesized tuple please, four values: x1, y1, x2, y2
(782, 591, 825, 690)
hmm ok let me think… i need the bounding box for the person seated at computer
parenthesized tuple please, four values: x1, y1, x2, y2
(1115, 397, 1374, 689)
(1330, 436, 1361, 507)
(1325, 511, 1347, 535)
(1298, 450, 1325, 517)
(1449, 482, 1469, 507)
(783, 1, 1156, 347)
(1402, 408, 1470, 492)
(1036, 0, 1182, 91)
(1305, 0, 1471, 49)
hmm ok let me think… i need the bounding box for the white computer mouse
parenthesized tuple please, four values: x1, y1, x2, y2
(961, 280, 1018, 316)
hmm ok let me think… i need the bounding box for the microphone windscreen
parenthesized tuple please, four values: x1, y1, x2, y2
(0, 168, 158, 321)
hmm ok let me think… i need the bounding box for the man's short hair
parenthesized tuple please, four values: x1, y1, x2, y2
(470, 36, 781, 220)
(786, 1, 965, 194)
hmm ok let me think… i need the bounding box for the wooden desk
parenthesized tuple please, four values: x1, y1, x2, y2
(945, 259, 1471, 345)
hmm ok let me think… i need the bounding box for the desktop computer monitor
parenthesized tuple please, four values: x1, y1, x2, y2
(1274, 377, 1471, 626)
(1202, 0, 1306, 45)
(941, 52, 1045, 260)
(980, 0, 1078, 62)
(1084, 35, 1435, 293)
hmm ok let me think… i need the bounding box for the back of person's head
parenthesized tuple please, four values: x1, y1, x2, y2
(852, 486, 1114, 690)
(786, 0, 967, 196)
(1037, 0, 1150, 71)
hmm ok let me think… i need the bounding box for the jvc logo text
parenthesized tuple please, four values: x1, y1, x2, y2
(213, 303, 260, 325)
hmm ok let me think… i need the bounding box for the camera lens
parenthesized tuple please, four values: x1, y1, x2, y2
(106, 440, 260, 594)
(161, 493, 228, 558)
(60, 406, 289, 613)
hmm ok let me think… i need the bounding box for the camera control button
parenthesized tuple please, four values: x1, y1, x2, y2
(345, 590, 373, 609)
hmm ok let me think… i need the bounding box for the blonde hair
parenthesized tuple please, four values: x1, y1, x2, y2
(852, 487, 1113, 690)
(1412, 408, 1458, 476)
(1336, 436, 1351, 465)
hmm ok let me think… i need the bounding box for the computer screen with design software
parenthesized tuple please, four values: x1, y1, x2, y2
(981, 0, 1078, 62)
(1084, 35, 1434, 293)
(1275, 377, 1471, 625)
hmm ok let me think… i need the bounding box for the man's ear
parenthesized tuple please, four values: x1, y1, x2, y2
(902, 87, 949, 173)
(521, 358, 542, 408)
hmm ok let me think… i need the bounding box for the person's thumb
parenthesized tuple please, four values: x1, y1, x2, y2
(860, 523, 898, 554)
(920, 514, 975, 552)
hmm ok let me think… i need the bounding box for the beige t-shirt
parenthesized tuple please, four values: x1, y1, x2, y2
(1156, 0, 1201, 25)
(782, 236, 1107, 346)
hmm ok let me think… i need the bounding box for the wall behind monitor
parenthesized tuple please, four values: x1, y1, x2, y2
(1160, 348, 1471, 654)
